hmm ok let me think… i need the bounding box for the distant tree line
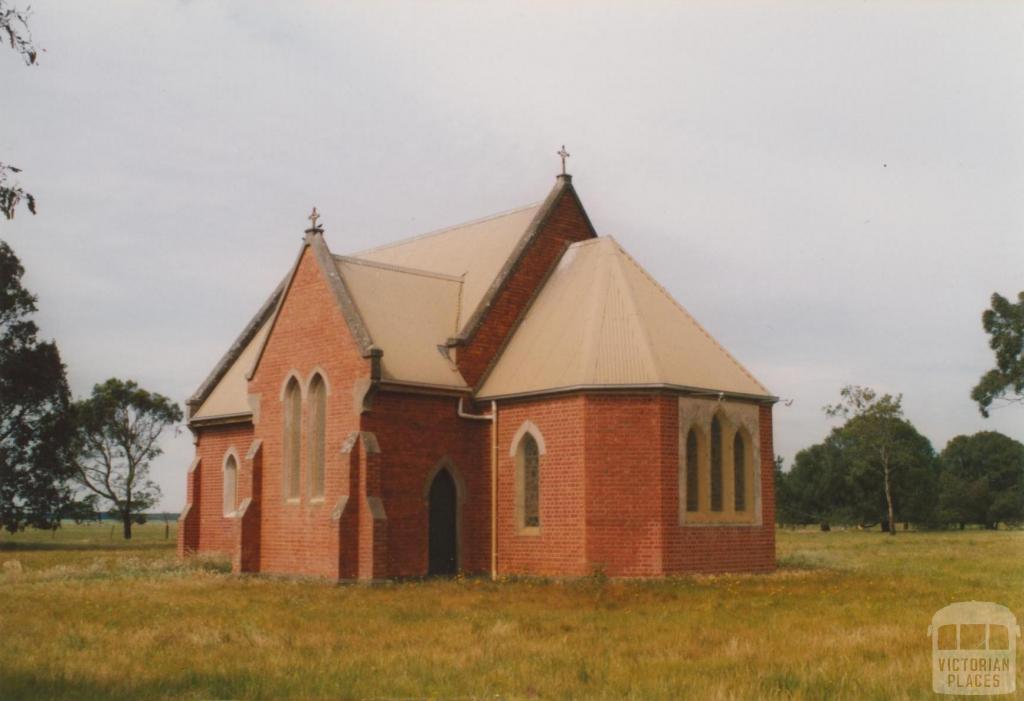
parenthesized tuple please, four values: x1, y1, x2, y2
(778, 288, 1024, 533)
(777, 386, 1024, 532)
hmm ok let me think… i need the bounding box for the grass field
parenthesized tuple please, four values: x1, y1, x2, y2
(1, 524, 1021, 700)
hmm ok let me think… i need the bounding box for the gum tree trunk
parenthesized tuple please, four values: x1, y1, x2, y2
(882, 451, 895, 536)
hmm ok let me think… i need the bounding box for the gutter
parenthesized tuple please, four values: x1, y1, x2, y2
(476, 383, 779, 405)
(457, 397, 498, 580)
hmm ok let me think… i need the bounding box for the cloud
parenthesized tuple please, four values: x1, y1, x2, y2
(5, 1, 1023, 507)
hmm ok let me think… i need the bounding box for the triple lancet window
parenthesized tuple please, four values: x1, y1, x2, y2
(682, 410, 756, 524)
(281, 371, 328, 503)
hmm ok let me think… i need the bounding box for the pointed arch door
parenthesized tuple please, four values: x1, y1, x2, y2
(428, 468, 458, 575)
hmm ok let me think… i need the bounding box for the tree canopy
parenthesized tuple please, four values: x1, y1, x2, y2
(72, 379, 182, 539)
(938, 431, 1024, 529)
(0, 242, 74, 532)
(778, 385, 936, 531)
(972, 291, 1024, 417)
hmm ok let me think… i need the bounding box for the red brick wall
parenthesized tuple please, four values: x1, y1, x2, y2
(758, 404, 777, 539)
(495, 396, 588, 577)
(246, 242, 370, 578)
(456, 190, 594, 387)
(583, 395, 669, 577)
(191, 422, 254, 555)
(362, 391, 490, 577)
(661, 401, 776, 574)
(494, 392, 775, 578)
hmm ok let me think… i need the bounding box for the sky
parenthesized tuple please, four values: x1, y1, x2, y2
(4, 1, 1022, 511)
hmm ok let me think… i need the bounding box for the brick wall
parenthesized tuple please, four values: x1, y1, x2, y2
(496, 392, 776, 577)
(246, 242, 370, 578)
(495, 396, 588, 577)
(189, 422, 254, 555)
(583, 394, 669, 577)
(456, 189, 594, 387)
(661, 400, 776, 574)
(362, 391, 490, 577)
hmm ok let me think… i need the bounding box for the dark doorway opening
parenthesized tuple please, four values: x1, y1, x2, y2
(428, 468, 458, 576)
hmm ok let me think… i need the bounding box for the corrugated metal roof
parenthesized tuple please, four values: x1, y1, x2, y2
(192, 319, 270, 419)
(334, 256, 467, 388)
(477, 237, 771, 400)
(351, 204, 540, 332)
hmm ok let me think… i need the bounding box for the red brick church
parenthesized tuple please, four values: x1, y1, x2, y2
(178, 168, 777, 579)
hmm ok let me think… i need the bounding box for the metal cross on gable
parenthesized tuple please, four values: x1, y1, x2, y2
(307, 207, 322, 232)
(557, 145, 570, 175)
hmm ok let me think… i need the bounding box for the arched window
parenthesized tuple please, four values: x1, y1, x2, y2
(283, 377, 301, 500)
(308, 374, 326, 499)
(734, 432, 747, 512)
(685, 429, 699, 512)
(710, 416, 723, 512)
(223, 454, 238, 516)
(518, 434, 540, 528)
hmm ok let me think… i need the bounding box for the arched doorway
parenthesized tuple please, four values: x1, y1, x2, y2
(428, 468, 458, 575)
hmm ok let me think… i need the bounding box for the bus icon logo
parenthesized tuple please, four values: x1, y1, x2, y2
(929, 601, 1020, 695)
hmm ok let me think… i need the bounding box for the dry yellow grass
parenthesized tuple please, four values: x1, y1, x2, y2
(1, 524, 1021, 700)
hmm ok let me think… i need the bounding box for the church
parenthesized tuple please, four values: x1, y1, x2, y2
(177, 164, 778, 579)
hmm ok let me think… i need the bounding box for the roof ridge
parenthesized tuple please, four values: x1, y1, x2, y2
(576, 241, 611, 383)
(608, 244, 662, 381)
(335, 255, 464, 282)
(349, 201, 542, 257)
(612, 242, 771, 395)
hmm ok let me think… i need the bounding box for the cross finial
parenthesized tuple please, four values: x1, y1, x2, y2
(557, 145, 570, 175)
(306, 206, 323, 234)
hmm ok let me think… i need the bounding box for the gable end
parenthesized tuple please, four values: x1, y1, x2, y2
(450, 175, 596, 347)
(246, 232, 381, 385)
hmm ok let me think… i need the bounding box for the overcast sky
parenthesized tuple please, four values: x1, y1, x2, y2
(5, 1, 1023, 510)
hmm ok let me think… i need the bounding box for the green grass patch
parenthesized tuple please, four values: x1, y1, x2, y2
(1, 524, 1021, 700)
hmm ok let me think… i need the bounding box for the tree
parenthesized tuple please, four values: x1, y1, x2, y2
(780, 439, 849, 528)
(824, 385, 936, 534)
(72, 379, 182, 539)
(938, 431, 1024, 529)
(972, 291, 1024, 417)
(774, 456, 796, 526)
(0, 242, 74, 532)
(1, 0, 39, 219)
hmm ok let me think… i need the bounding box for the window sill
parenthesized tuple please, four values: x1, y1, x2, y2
(518, 526, 541, 536)
(284, 498, 301, 506)
(679, 517, 761, 528)
(309, 497, 325, 506)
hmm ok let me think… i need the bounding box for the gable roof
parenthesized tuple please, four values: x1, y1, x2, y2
(188, 196, 550, 418)
(351, 175, 597, 346)
(188, 231, 380, 424)
(191, 318, 271, 420)
(187, 279, 283, 420)
(189, 177, 772, 424)
(476, 237, 773, 401)
(333, 256, 466, 389)
(351, 203, 541, 335)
